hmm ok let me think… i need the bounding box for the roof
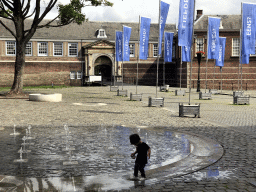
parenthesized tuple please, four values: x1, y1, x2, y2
(0, 19, 176, 42)
(194, 15, 241, 31)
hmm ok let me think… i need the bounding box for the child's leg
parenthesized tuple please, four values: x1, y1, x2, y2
(138, 164, 146, 178)
(134, 163, 139, 177)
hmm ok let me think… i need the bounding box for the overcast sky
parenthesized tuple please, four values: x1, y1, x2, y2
(44, 0, 256, 24)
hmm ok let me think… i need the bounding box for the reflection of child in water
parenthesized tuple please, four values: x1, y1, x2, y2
(130, 134, 151, 180)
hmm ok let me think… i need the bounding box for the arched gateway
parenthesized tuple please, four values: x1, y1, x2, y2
(83, 40, 120, 84)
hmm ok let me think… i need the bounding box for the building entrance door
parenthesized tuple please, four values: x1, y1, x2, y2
(94, 56, 112, 81)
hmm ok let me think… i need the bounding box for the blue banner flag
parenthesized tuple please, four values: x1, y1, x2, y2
(182, 46, 191, 62)
(164, 32, 174, 62)
(159, 1, 170, 55)
(178, 0, 195, 47)
(242, 3, 256, 56)
(241, 53, 250, 64)
(207, 17, 221, 59)
(139, 17, 151, 60)
(215, 37, 226, 67)
(115, 31, 123, 62)
(123, 26, 132, 61)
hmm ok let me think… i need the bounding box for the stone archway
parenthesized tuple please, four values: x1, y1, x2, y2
(94, 56, 112, 81)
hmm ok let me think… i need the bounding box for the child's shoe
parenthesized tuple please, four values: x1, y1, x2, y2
(139, 177, 146, 181)
(129, 175, 138, 180)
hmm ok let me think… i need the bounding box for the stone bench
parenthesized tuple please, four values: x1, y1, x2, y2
(117, 89, 128, 97)
(29, 93, 62, 102)
(130, 93, 142, 101)
(199, 92, 212, 100)
(209, 89, 218, 95)
(160, 85, 169, 92)
(175, 90, 186, 96)
(233, 95, 250, 105)
(179, 103, 200, 118)
(148, 97, 164, 107)
(233, 91, 244, 97)
(110, 86, 119, 92)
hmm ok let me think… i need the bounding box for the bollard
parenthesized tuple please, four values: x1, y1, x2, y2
(232, 83, 233, 91)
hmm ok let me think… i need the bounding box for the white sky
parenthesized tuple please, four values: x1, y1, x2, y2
(43, 0, 256, 24)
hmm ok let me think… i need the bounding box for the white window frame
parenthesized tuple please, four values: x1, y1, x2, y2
(38, 42, 48, 56)
(129, 44, 135, 57)
(232, 38, 240, 56)
(53, 42, 63, 56)
(77, 71, 82, 79)
(68, 43, 78, 57)
(70, 71, 76, 79)
(6, 41, 16, 56)
(153, 44, 158, 57)
(97, 29, 107, 38)
(25, 42, 32, 56)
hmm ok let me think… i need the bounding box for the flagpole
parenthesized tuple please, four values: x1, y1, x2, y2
(239, 28, 242, 91)
(205, 16, 209, 93)
(114, 31, 116, 87)
(163, 33, 166, 86)
(180, 46, 182, 90)
(136, 16, 141, 94)
(122, 26, 124, 90)
(241, 64, 243, 91)
(156, 0, 161, 98)
(189, 0, 196, 105)
(213, 65, 216, 90)
(220, 67, 223, 93)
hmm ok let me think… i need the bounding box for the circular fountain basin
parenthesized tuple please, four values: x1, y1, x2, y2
(0, 125, 223, 191)
(29, 93, 62, 102)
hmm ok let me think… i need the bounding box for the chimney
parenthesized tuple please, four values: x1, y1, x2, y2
(196, 10, 203, 20)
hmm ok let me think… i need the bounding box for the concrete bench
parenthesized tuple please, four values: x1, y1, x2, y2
(199, 92, 212, 100)
(233, 95, 250, 105)
(130, 93, 142, 101)
(233, 91, 244, 97)
(29, 93, 62, 102)
(117, 89, 128, 97)
(148, 97, 164, 107)
(160, 85, 169, 92)
(175, 90, 186, 96)
(110, 86, 119, 92)
(209, 89, 218, 95)
(179, 103, 200, 118)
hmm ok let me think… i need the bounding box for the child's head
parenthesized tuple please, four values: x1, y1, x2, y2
(129, 134, 141, 145)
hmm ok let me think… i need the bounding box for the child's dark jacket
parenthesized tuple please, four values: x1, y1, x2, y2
(135, 142, 150, 165)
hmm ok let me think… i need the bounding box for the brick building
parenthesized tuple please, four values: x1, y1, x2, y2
(192, 11, 256, 91)
(0, 18, 177, 87)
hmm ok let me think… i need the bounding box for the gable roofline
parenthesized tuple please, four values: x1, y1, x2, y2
(83, 39, 115, 48)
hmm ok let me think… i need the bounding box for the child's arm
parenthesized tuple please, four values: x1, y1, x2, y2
(147, 148, 151, 159)
(131, 147, 138, 156)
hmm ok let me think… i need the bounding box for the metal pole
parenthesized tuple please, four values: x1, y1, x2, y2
(163, 30, 165, 86)
(205, 59, 208, 93)
(241, 64, 243, 91)
(189, 0, 196, 105)
(122, 26, 124, 90)
(180, 46, 182, 90)
(114, 31, 116, 87)
(213, 65, 216, 90)
(136, 16, 141, 94)
(220, 67, 223, 93)
(156, 0, 161, 98)
(238, 29, 242, 91)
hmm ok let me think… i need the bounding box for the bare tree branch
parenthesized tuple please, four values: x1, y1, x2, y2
(0, 19, 16, 38)
(1, 0, 14, 12)
(22, 0, 31, 17)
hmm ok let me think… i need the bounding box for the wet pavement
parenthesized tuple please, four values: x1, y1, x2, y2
(0, 85, 256, 191)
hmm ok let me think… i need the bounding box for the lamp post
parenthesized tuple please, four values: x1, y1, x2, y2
(194, 36, 206, 92)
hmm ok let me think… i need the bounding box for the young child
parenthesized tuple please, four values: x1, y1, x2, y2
(129, 133, 151, 180)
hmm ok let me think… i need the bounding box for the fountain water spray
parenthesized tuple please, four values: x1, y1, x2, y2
(14, 146, 28, 163)
(10, 124, 20, 136)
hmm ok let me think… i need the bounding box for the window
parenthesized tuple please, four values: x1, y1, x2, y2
(25, 42, 32, 56)
(6, 41, 16, 55)
(232, 38, 240, 56)
(38, 42, 48, 56)
(68, 43, 78, 56)
(129, 44, 135, 57)
(77, 71, 82, 79)
(195, 38, 204, 55)
(97, 29, 107, 38)
(153, 44, 158, 57)
(53, 42, 63, 56)
(70, 71, 76, 79)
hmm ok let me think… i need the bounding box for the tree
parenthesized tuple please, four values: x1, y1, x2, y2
(0, 0, 113, 95)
